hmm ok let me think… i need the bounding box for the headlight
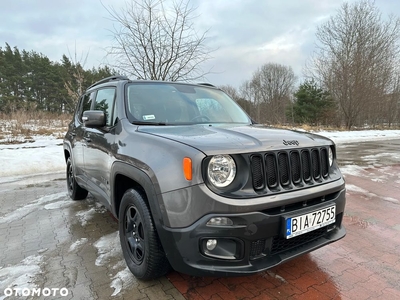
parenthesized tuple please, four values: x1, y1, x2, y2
(328, 147, 334, 166)
(207, 155, 236, 188)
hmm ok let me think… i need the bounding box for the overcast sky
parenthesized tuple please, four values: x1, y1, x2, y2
(0, 0, 397, 88)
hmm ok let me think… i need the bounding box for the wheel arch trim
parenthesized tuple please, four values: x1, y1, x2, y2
(110, 161, 168, 228)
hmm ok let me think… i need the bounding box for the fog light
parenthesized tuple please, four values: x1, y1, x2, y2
(207, 217, 233, 226)
(206, 239, 217, 251)
(201, 238, 241, 260)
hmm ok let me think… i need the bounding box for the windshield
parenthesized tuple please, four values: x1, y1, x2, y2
(125, 82, 250, 125)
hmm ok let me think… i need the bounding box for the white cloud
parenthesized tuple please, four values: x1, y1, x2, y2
(1, 0, 398, 87)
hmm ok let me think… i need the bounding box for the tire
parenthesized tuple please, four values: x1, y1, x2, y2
(119, 189, 170, 280)
(66, 157, 88, 200)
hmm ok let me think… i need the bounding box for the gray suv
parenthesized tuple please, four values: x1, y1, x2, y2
(63, 76, 346, 280)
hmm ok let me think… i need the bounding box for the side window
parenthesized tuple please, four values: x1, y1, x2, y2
(78, 93, 93, 122)
(94, 88, 116, 126)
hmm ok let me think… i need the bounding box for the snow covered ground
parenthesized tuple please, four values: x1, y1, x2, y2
(1, 129, 400, 181)
(0, 136, 65, 182)
(314, 129, 400, 144)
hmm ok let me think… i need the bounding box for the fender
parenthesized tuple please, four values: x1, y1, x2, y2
(63, 140, 88, 188)
(63, 140, 72, 161)
(110, 161, 168, 229)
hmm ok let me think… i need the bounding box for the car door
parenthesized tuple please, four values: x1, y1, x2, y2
(69, 92, 93, 182)
(83, 87, 117, 206)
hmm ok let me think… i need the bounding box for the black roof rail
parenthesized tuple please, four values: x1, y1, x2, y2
(88, 75, 129, 89)
(198, 83, 216, 88)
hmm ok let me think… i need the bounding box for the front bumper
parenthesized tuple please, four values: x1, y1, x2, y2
(159, 188, 346, 276)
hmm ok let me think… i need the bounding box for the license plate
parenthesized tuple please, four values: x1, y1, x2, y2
(285, 205, 336, 239)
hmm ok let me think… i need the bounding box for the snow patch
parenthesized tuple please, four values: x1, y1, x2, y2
(362, 153, 393, 160)
(76, 208, 97, 226)
(44, 200, 74, 210)
(346, 184, 370, 194)
(93, 232, 136, 296)
(377, 166, 397, 176)
(347, 184, 398, 203)
(0, 255, 43, 299)
(370, 177, 387, 183)
(382, 197, 399, 204)
(0, 137, 65, 178)
(340, 165, 366, 176)
(69, 238, 88, 252)
(74, 201, 107, 226)
(316, 130, 400, 144)
(93, 231, 122, 267)
(264, 270, 287, 283)
(346, 184, 378, 199)
(110, 267, 135, 297)
(0, 192, 66, 224)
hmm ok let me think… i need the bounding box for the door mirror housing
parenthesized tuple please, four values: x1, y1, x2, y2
(82, 110, 106, 127)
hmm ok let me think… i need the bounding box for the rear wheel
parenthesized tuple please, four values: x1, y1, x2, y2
(119, 189, 170, 280)
(66, 157, 88, 200)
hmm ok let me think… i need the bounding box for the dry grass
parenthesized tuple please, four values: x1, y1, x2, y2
(273, 124, 347, 132)
(0, 110, 71, 144)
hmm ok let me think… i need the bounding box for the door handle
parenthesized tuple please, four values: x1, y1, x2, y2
(69, 132, 76, 137)
(84, 137, 91, 142)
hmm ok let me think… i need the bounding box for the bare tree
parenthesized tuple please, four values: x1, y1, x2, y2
(385, 73, 400, 127)
(219, 84, 255, 118)
(308, 0, 400, 129)
(62, 45, 90, 110)
(241, 63, 296, 124)
(219, 85, 240, 101)
(105, 0, 213, 81)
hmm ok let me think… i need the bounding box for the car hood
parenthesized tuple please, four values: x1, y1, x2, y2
(137, 124, 333, 155)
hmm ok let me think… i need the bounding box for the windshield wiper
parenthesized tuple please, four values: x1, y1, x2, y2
(132, 120, 167, 126)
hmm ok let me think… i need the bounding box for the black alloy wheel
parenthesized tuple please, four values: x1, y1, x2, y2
(124, 205, 145, 265)
(119, 189, 170, 280)
(66, 157, 88, 200)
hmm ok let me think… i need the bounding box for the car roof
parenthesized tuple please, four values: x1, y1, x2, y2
(87, 76, 217, 91)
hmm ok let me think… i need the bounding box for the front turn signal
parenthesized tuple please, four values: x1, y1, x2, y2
(183, 157, 192, 181)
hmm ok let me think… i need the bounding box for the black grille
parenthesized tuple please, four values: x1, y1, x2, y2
(321, 148, 329, 177)
(251, 155, 264, 190)
(250, 147, 331, 193)
(265, 154, 278, 188)
(301, 151, 311, 182)
(278, 153, 290, 186)
(291, 152, 301, 183)
(270, 227, 327, 255)
(250, 239, 266, 258)
(311, 149, 320, 180)
(249, 227, 328, 259)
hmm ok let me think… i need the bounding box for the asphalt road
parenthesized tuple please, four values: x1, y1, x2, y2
(0, 139, 399, 299)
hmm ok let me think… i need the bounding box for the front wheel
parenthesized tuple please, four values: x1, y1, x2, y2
(119, 189, 170, 280)
(66, 157, 88, 200)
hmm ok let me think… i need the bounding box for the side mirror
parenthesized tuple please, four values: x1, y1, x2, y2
(82, 110, 106, 127)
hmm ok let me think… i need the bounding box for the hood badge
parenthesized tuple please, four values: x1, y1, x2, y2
(283, 140, 299, 146)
